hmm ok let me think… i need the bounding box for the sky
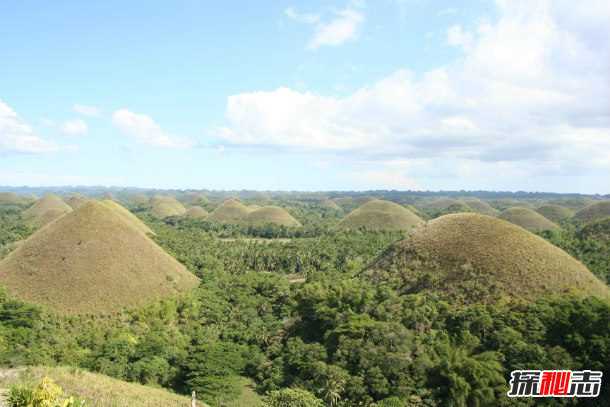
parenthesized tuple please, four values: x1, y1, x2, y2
(0, 0, 609, 193)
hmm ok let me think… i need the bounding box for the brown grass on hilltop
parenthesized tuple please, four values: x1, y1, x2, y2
(245, 206, 301, 227)
(150, 195, 187, 218)
(22, 194, 73, 227)
(184, 205, 209, 219)
(0, 201, 199, 314)
(100, 199, 155, 235)
(498, 207, 560, 232)
(65, 194, 91, 210)
(536, 204, 574, 223)
(338, 199, 423, 231)
(462, 198, 499, 216)
(573, 201, 610, 224)
(208, 199, 250, 224)
(368, 213, 609, 303)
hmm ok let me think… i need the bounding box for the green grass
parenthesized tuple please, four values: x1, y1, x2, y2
(0, 366, 207, 407)
(184, 206, 209, 219)
(368, 213, 609, 303)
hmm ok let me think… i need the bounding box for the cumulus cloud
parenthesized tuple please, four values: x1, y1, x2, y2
(112, 109, 193, 148)
(220, 0, 610, 181)
(73, 104, 101, 117)
(60, 119, 88, 136)
(0, 100, 59, 153)
(285, 4, 364, 49)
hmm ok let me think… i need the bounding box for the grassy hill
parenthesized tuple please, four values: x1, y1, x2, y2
(65, 194, 90, 210)
(208, 199, 250, 224)
(150, 195, 187, 218)
(578, 217, 610, 243)
(0, 201, 199, 314)
(100, 199, 155, 235)
(184, 206, 209, 219)
(462, 198, 499, 216)
(368, 213, 609, 303)
(498, 207, 560, 232)
(22, 194, 72, 228)
(536, 204, 574, 223)
(245, 206, 301, 227)
(0, 366, 206, 407)
(337, 199, 423, 231)
(573, 201, 610, 224)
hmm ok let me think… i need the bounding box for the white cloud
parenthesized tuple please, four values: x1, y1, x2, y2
(0, 100, 59, 153)
(284, 7, 320, 24)
(73, 104, 101, 117)
(60, 119, 88, 136)
(447, 25, 473, 49)
(112, 109, 193, 148)
(219, 0, 610, 184)
(285, 4, 364, 49)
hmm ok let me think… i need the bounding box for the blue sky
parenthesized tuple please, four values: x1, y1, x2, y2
(1, 0, 609, 193)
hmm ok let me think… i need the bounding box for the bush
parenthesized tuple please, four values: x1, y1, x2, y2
(263, 388, 324, 407)
(7, 377, 83, 407)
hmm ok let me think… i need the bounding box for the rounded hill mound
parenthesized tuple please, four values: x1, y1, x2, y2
(22, 194, 72, 227)
(498, 207, 560, 232)
(462, 198, 499, 216)
(245, 206, 301, 227)
(578, 217, 610, 243)
(208, 199, 250, 224)
(320, 199, 342, 211)
(0, 201, 199, 314)
(337, 199, 423, 231)
(150, 195, 187, 218)
(65, 194, 90, 210)
(368, 213, 609, 303)
(0, 192, 32, 206)
(573, 201, 610, 224)
(536, 204, 574, 223)
(184, 206, 209, 219)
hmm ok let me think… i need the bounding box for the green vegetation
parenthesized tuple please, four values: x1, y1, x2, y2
(536, 204, 574, 223)
(0, 201, 199, 314)
(337, 199, 423, 231)
(498, 207, 560, 232)
(0, 191, 609, 406)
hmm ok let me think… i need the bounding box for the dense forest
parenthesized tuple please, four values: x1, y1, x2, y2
(0, 194, 609, 406)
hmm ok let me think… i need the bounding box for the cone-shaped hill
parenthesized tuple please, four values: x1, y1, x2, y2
(22, 194, 73, 227)
(0, 201, 199, 314)
(536, 204, 574, 223)
(245, 206, 301, 227)
(150, 195, 187, 218)
(462, 198, 499, 216)
(573, 201, 610, 224)
(337, 199, 423, 231)
(100, 200, 155, 236)
(65, 194, 91, 210)
(184, 206, 209, 219)
(320, 199, 343, 211)
(498, 207, 560, 232)
(368, 213, 609, 303)
(208, 199, 250, 224)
